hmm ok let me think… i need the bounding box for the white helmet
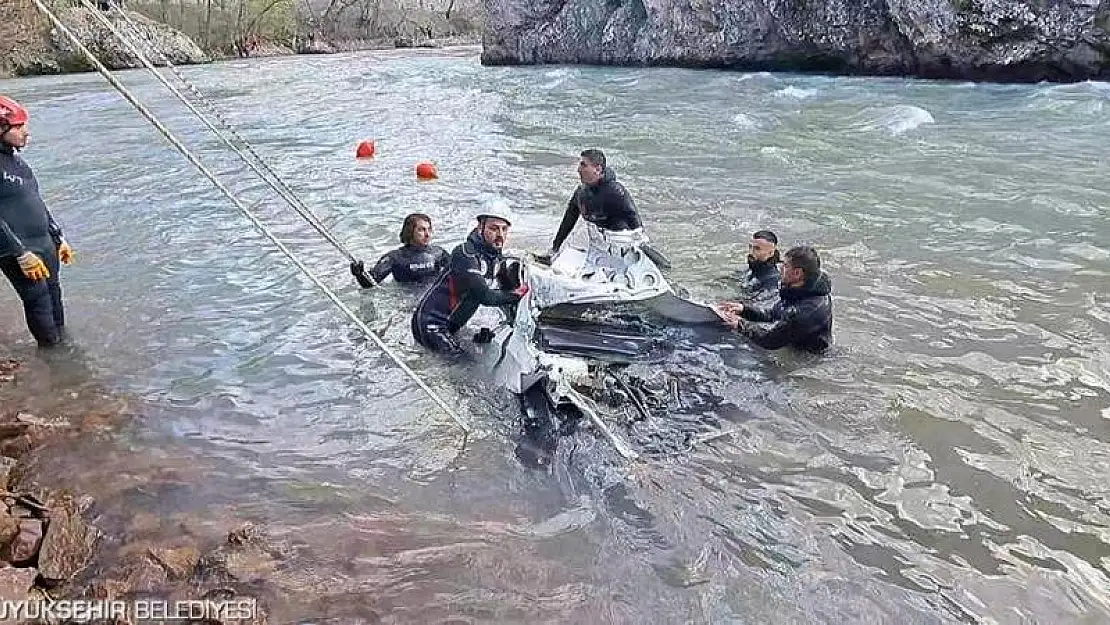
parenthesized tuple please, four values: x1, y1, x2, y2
(476, 198, 514, 227)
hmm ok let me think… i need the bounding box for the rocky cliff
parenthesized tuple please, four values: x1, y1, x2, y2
(1, 5, 208, 79)
(481, 0, 1110, 82)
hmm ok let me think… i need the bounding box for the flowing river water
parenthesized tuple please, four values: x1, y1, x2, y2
(1, 46, 1109, 624)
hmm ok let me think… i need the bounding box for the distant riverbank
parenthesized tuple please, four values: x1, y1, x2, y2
(0, 3, 480, 80)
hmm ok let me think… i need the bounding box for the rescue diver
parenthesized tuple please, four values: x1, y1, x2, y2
(411, 200, 528, 355)
(349, 212, 448, 288)
(716, 245, 832, 354)
(541, 149, 646, 260)
(0, 95, 76, 348)
(740, 230, 781, 298)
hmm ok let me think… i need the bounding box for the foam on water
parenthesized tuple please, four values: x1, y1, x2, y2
(731, 112, 761, 129)
(850, 104, 935, 135)
(773, 86, 819, 99)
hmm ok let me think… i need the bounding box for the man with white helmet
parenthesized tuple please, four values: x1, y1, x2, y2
(0, 95, 75, 347)
(411, 199, 528, 355)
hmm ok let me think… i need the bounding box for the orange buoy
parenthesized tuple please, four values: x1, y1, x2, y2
(415, 161, 438, 180)
(356, 140, 376, 159)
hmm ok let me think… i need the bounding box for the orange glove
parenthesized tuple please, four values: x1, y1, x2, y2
(57, 240, 75, 265)
(17, 251, 49, 281)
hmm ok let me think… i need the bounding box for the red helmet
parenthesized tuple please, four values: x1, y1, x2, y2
(0, 96, 29, 127)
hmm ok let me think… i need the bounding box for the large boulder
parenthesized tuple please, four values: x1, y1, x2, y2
(0, 4, 209, 77)
(481, 0, 1110, 82)
(48, 7, 210, 73)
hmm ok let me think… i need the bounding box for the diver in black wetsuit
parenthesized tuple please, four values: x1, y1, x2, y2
(716, 246, 833, 354)
(0, 95, 76, 348)
(544, 149, 643, 257)
(411, 200, 528, 355)
(349, 213, 449, 287)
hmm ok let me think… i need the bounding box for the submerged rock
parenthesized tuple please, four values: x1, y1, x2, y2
(38, 495, 100, 583)
(0, 565, 38, 600)
(482, 0, 1110, 82)
(196, 524, 285, 584)
(0, 508, 18, 550)
(148, 544, 201, 580)
(0, 457, 17, 492)
(4, 519, 43, 566)
(0, 359, 19, 385)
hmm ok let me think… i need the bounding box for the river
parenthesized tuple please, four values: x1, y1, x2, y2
(1, 45, 1109, 624)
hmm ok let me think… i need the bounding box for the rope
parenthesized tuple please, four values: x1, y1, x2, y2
(31, 0, 469, 435)
(82, 0, 371, 280)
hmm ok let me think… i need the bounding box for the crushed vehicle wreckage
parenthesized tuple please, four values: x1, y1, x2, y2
(468, 225, 725, 464)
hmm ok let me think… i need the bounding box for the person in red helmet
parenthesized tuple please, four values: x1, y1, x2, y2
(0, 95, 75, 347)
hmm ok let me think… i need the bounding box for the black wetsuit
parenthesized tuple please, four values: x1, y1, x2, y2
(551, 167, 642, 251)
(411, 228, 521, 354)
(740, 256, 781, 299)
(0, 144, 66, 346)
(737, 272, 833, 354)
(358, 243, 448, 287)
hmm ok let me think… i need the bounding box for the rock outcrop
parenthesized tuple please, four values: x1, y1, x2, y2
(481, 0, 1110, 82)
(1, 5, 208, 78)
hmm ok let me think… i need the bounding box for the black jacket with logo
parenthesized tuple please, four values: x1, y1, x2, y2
(370, 244, 449, 284)
(0, 145, 63, 258)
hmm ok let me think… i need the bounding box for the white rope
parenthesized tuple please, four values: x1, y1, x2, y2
(78, 0, 368, 277)
(31, 0, 469, 435)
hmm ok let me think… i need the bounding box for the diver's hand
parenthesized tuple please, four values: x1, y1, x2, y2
(717, 301, 744, 315)
(513, 283, 530, 298)
(718, 311, 741, 330)
(17, 251, 49, 281)
(349, 260, 375, 288)
(57, 240, 75, 265)
(712, 303, 742, 330)
(533, 249, 555, 265)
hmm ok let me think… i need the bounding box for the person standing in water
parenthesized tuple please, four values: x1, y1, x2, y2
(740, 230, 781, 299)
(0, 95, 76, 348)
(542, 149, 644, 257)
(350, 212, 449, 288)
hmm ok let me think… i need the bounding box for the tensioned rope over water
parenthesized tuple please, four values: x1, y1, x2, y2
(31, 0, 468, 435)
(76, 0, 374, 287)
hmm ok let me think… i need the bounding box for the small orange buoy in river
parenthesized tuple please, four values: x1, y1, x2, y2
(415, 161, 438, 180)
(355, 140, 376, 159)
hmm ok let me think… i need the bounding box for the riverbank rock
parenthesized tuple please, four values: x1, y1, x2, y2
(38, 495, 100, 583)
(49, 7, 210, 73)
(80, 523, 276, 623)
(481, 0, 1110, 82)
(0, 360, 18, 387)
(148, 544, 200, 580)
(0, 565, 38, 601)
(0, 404, 103, 602)
(0, 458, 16, 492)
(0, 5, 208, 78)
(4, 519, 44, 566)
